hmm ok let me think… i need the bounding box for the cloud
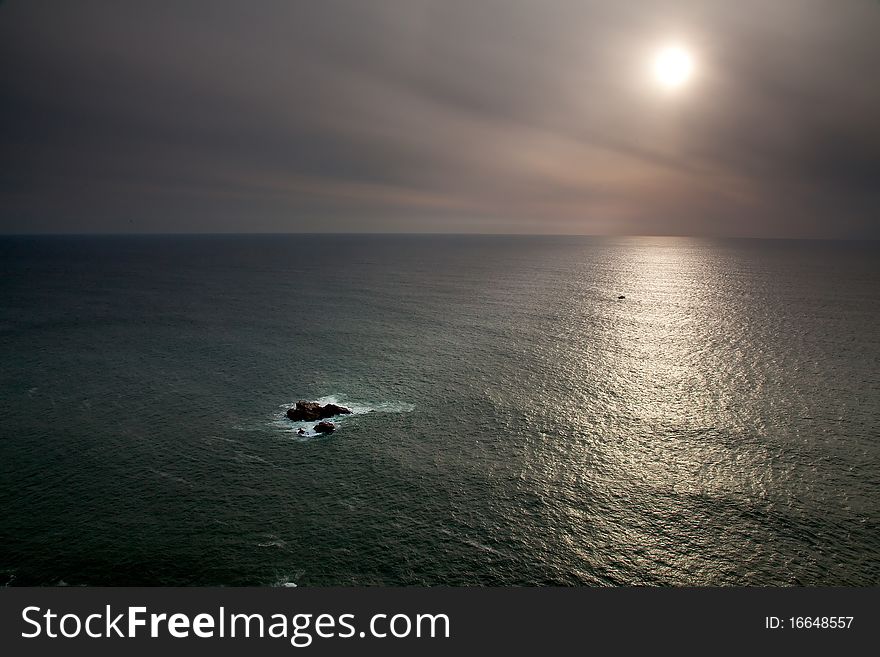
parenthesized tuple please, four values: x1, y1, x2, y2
(1, 0, 878, 236)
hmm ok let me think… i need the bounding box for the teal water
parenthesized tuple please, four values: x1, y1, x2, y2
(1, 235, 878, 585)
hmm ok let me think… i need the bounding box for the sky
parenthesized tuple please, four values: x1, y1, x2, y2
(1, 0, 878, 238)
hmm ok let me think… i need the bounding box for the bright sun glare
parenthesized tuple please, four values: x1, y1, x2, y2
(652, 45, 695, 90)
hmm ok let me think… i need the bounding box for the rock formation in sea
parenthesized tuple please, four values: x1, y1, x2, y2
(313, 421, 336, 434)
(286, 400, 352, 422)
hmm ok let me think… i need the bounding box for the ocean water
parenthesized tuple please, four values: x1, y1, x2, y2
(1, 234, 878, 586)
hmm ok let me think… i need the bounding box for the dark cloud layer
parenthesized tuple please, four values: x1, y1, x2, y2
(1, 0, 878, 237)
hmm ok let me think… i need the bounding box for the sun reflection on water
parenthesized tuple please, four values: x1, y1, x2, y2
(504, 238, 801, 584)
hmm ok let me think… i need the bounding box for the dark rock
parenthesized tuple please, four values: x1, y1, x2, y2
(322, 403, 352, 418)
(286, 400, 352, 422)
(297, 428, 306, 435)
(286, 401, 321, 421)
(617, 295, 626, 299)
(313, 421, 336, 434)
(287, 401, 321, 422)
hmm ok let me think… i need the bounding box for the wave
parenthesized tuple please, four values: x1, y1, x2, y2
(257, 534, 287, 549)
(313, 395, 415, 415)
(270, 573, 300, 587)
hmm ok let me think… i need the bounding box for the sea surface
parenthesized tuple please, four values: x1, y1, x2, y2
(1, 234, 878, 586)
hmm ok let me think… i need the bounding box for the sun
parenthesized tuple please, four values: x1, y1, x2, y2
(652, 45, 695, 90)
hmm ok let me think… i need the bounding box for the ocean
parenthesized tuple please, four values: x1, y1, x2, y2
(1, 234, 878, 586)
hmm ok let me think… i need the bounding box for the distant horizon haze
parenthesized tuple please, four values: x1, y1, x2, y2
(1, 231, 877, 242)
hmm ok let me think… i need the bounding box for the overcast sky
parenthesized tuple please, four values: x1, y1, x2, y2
(1, 0, 878, 237)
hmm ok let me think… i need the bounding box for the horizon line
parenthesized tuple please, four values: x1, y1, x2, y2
(0, 231, 877, 242)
